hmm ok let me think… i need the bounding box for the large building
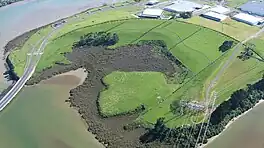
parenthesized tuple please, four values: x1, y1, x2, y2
(146, 0, 159, 5)
(163, 0, 203, 13)
(139, 8, 163, 18)
(240, 1, 264, 17)
(232, 13, 263, 25)
(209, 5, 230, 14)
(201, 11, 228, 22)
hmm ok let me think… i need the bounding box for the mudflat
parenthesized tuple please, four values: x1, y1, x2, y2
(0, 68, 103, 148)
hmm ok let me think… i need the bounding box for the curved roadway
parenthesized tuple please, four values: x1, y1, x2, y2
(0, 0, 143, 111)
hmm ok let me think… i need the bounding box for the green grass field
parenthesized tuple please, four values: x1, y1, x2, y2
(9, 3, 263, 128)
(213, 38, 264, 104)
(180, 17, 259, 41)
(10, 16, 238, 127)
(31, 19, 236, 76)
(226, 0, 248, 7)
(99, 71, 178, 116)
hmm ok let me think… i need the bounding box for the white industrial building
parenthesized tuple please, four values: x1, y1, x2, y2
(163, 1, 203, 13)
(146, 0, 159, 5)
(139, 8, 163, 18)
(201, 11, 228, 22)
(232, 13, 263, 26)
(209, 6, 230, 14)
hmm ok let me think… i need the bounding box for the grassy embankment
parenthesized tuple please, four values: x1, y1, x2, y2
(213, 38, 264, 104)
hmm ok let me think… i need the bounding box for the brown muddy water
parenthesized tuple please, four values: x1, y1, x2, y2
(0, 68, 104, 148)
(205, 102, 264, 148)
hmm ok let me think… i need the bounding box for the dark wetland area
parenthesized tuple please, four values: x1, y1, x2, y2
(25, 44, 180, 148)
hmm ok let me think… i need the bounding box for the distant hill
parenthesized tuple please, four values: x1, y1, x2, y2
(0, 0, 23, 7)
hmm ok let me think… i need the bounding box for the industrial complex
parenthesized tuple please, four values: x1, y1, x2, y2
(240, 1, 264, 16)
(139, 0, 264, 26)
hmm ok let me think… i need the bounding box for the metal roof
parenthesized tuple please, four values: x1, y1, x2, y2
(240, 1, 264, 16)
(232, 13, 263, 25)
(164, 0, 203, 12)
(147, 0, 159, 5)
(209, 5, 230, 14)
(202, 11, 228, 21)
(141, 8, 163, 17)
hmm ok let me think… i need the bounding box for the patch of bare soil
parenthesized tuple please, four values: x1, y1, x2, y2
(27, 45, 179, 148)
(41, 75, 81, 86)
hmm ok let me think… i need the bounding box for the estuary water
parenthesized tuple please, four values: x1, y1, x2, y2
(0, 69, 104, 148)
(0, 0, 123, 91)
(205, 102, 264, 148)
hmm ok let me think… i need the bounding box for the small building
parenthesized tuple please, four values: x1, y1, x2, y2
(240, 1, 264, 17)
(146, 0, 159, 5)
(139, 8, 163, 18)
(209, 5, 230, 14)
(186, 102, 205, 111)
(201, 11, 228, 22)
(232, 13, 263, 25)
(163, 0, 203, 13)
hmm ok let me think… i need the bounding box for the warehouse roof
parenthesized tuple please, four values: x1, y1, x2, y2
(164, 1, 203, 12)
(141, 8, 163, 17)
(232, 13, 263, 25)
(209, 5, 230, 14)
(147, 0, 159, 5)
(240, 1, 264, 16)
(202, 11, 228, 21)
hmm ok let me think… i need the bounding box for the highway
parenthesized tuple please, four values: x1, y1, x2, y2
(0, 0, 140, 111)
(0, 26, 61, 111)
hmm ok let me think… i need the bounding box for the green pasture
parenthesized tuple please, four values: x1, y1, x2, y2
(99, 50, 230, 127)
(8, 2, 260, 128)
(226, 0, 248, 7)
(180, 17, 259, 41)
(32, 19, 235, 75)
(99, 71, 178, 116)
(138, 51, 230, 127)
(214, 38, 264, 104)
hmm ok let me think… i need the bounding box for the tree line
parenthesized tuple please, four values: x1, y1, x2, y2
(73, 31, 119, 48)
(140, 76, 264, 147)
(0, 0, 22, 7)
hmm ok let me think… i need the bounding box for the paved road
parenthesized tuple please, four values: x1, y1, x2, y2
(0, 1, 143, 111)
(195, 27, 264, 147)
(0, 26, 61, 111)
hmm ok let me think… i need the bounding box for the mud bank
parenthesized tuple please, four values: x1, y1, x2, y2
(26, 45, 180, 148)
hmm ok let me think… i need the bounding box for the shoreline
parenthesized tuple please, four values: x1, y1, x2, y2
(0, 0, 126, 92)
(0, 0, 35, 10)
(39, 68, 105, 147)
(200, 99, 264, 148)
